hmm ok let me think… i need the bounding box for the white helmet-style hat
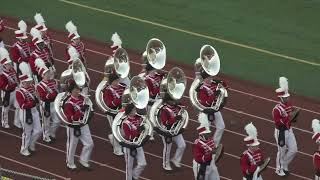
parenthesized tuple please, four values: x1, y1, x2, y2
(15, 20, 28, 39)
(34, 13, 48, 31)
(65, 21, 80, 40)
(243, 122, 260, 146)
(19, 62, 33, 82)
(276, 77, 290, 98)
(197, 113, 211, 135)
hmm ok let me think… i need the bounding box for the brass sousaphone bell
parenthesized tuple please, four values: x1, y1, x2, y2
(150, 67, 189, 137)
(112, 76, 152, 148)
(95, 47, 130, 114)
(146, 38, 166, 70)
(190, 45, 227, 112)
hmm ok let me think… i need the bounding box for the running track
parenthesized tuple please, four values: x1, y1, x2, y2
(0, 16, 319, 180)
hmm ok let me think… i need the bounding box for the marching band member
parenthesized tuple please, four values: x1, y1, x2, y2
(190, 45, 228, 146)
(0, 47, 20, 129)
(95, 35, 129, 156)
(159, 98, 186, 171)
(140, 38, 167, 141)
(0, 17, 4, 48)
(16, 62, 42, 156)
(64, 79, 94, 171)
(149, 67, 188, 171)
(112, 76, 150, 180)
(65, 21, 86, 65)
(273, 77, 299, 177)
(312, 119, 320, 180)
(34, 13, 53, 57)
(36, 63, 59, 143)
(10, 20, 31, 75)
(241, 122, 269, 180)
(192, 114, 222, 180)
(29, 28, 54, 83)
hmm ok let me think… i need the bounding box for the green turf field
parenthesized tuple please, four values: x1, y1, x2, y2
(1, 0, 319, 99)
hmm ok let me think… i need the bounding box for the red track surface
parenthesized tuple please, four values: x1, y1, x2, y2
(0, 16, 319, 180)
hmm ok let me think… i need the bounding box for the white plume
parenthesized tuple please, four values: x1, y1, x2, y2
(312, 119, 320, 133)
(0, 47, 10, 60)
(18, 20, 27, 32)
(65, 21, 77, 33)
(34, 13, 45, 24)
(68, 46, 79, 60)
(198, 113, 209, 128)
(19, 62, 32, 77)
(279, 77, 289, 92)
(30, 27, 42, 39)
(111, 32, 122, 47)
(35, 58, 46, 69)
(244, 122, 258, 139)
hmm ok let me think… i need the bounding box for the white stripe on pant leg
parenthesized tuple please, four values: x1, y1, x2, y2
(66, 127, 70, 164)
(161, 135, 172, 167)
(49, 103, 60, 138)
(283, 129, 298, 170)
(125, 148, 134, 180)
(173, 134, 186, 164)
(133, 147, 147, 179)
(213, 111, 225, 145)
(29, 108, 43, 150)
(79, 125, 94, 163)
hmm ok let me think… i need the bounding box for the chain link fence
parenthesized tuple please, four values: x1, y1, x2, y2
(0, 166, 55, 180)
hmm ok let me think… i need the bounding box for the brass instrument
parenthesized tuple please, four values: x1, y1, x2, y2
(190, 45, 228, 113)
(150, 67, 189, 137)
(112, 76, 152, 148)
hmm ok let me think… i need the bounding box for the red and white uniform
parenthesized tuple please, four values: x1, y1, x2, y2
(197, 79, 227, 145)
(42, 34, 53, 57)
(145, 71, 165, 101)
(36, 79, 60, 141)
(29, 49, 52, 75)
(10, 41, 31, 64)
(66, 41, 85, 63)
(0, 68, 20, 128)
(272, 102, 297, 173)
(241, 148, 264, 180)
(314, 151, 320, 180)
(64, 95, 94, 167)
(103, 83, 127, 155)
(16, 85, 42, 154)
(103, 83, 127, 112)
(159, 103, 186, 169)
(122, 113, 147, 180)
(192, 137, 220, 180)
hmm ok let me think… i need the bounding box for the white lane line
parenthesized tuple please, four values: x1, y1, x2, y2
(90, 127, 312, 180)
(0, 130, 152, 180)
(0, 154, 69, 180)
(4, 25, 320, 116)
(90, 108, 313, 158)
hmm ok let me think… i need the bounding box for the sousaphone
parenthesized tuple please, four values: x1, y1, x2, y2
(55, 60, 93, 126)
(150, 67, 189, 137)
(190, 45, 228, 112)
(95, 47, 130, 115)
(146, 38, 166, 70)
(112, 76, 152, 148)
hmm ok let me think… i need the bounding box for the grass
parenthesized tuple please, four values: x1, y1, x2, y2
(0, 0, 319, 99)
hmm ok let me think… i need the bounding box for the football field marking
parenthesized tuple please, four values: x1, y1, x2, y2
(57, 0, 320, 67)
